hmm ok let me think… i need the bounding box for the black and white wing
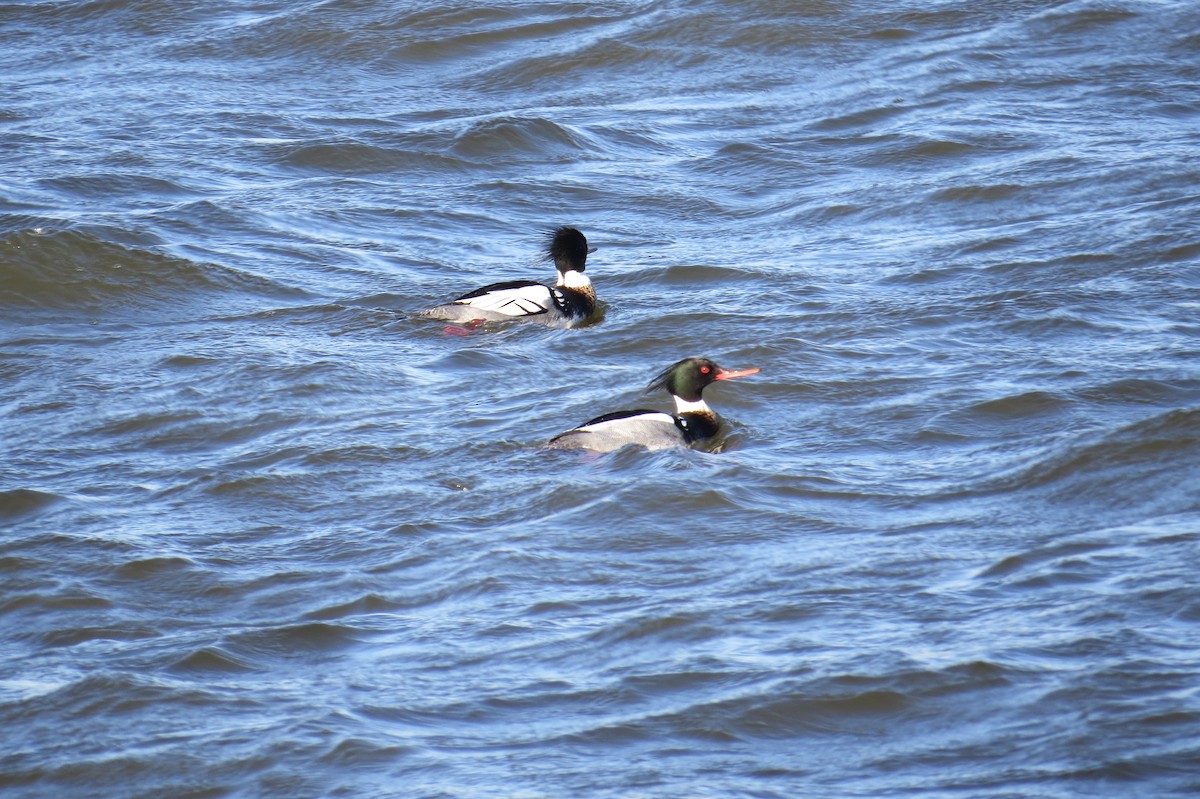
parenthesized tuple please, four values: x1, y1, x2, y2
(451, 280, 553, 318)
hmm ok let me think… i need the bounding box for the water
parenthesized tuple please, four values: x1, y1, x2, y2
(3, 1, 1200, 796)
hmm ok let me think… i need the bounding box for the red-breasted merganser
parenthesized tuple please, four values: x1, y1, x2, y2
(417, 227, 597, 327)
(545, 357, 760, 452)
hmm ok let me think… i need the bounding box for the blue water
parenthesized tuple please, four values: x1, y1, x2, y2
(3, 1, 1200, 797)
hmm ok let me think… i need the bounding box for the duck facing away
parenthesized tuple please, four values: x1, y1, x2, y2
(545, 357, 760, 453)
(417, 226, 597, 328)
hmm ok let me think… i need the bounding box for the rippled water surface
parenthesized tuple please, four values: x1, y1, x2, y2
(4, 1, 1200, 796)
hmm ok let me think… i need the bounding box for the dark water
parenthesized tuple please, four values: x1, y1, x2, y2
(4, 1, 1200, 796)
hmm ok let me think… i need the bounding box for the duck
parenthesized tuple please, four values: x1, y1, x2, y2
(545, 356, 760, 452)
(417, 226, 596, 327)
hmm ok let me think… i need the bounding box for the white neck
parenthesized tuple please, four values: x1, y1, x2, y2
(557, 269, 591, 289)
(673, 396, 711, 415)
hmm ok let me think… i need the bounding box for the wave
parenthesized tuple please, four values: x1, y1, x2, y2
(276, 133, 475, 175)
(0, 228, 305, 318)
(974, 407, 1200, 510)
(924, 390, 1074, 439)
(0, 488, 63, 520)
(449, 116, 605, 162)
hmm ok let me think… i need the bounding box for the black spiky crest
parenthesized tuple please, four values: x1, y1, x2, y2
(545, 226, 590, 273)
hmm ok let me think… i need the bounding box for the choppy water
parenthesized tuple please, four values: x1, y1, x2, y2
(4, 1, 1200, 796)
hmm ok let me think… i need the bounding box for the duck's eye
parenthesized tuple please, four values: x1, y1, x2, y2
(700, 365, 711, 374)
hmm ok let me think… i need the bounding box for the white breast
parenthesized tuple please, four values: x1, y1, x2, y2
(557, 269, 591, 289)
